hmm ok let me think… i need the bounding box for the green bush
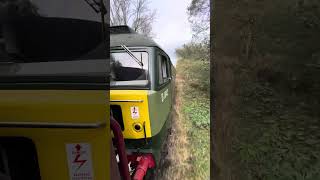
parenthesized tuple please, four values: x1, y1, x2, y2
(177, 59, 210, 96)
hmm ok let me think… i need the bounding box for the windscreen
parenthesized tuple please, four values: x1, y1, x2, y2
(110, 51, 148, 87)
(0, 0, 108, 88)
(0, 0, 107, 62)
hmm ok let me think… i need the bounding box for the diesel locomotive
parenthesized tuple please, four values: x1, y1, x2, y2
(110, 26, 176, 179)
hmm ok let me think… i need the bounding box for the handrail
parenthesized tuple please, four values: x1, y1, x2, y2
(0, 121, 106, 129)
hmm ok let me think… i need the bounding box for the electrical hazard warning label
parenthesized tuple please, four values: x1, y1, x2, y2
(66, 143, 94, 180)
(130, 106, 140, 119)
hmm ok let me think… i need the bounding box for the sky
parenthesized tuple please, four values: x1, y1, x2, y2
(149, 0, 193, 65)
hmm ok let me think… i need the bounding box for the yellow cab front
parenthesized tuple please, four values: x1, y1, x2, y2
(0, 0, 110, 179)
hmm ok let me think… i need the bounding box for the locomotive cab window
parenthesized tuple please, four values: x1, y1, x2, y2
(158, 54, 170, 86)
(110, 51, 149, 88)
(0, 0, 108, 89)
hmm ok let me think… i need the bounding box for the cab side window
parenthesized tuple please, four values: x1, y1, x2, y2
(158, 54, 169, 86)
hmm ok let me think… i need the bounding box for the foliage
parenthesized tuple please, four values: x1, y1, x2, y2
(176, 42, 209, 62)
(174, 1, 211, 177)
(178, 58, 210, 94)
(176, 59, 210, 179)
(184, 100, 210, 129)
(233, 62, 320, 180)
(214, 0, 320, 179)
(187, 0, 210, 44)
(177, 0, 210, 63)
(110, 0, 156, 37)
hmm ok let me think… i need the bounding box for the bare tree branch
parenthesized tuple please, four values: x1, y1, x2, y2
(188, 0, 210, 42)
(110, 0, 156, 37)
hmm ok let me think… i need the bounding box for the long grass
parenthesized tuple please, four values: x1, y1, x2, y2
(156, 58, 210, 180)
(177, 59, 210, 179)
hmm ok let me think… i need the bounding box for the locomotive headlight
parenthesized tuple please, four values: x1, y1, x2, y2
(133, 123, 143, 132)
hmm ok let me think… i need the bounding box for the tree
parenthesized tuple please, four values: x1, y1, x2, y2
(110, 0, 156, 37)
(176, 0, 210, 62)
(187, 0, 210, 43)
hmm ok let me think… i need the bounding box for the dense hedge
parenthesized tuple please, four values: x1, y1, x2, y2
(214, 0, 320, 179)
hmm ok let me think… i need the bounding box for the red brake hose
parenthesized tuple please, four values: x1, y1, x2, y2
(111, 116, 131, 180)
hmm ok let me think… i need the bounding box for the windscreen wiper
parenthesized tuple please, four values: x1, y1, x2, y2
(84, 0, 108, 55)
(120, 45, 144, 68)
(84, 0, 106, 14)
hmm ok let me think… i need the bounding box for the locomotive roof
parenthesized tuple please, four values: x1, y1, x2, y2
(110, 26, 161, 48)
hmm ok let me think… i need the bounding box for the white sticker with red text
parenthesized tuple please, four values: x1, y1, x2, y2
(130, 106, 140, 119)
(66, 143, 94, 180)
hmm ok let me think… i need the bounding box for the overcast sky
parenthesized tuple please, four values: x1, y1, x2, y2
(149, 0, 193, 65)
